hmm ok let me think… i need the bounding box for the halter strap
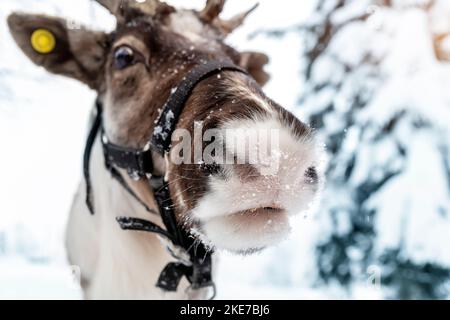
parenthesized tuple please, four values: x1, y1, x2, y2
(152, 60, 247, 155)
(83, 100, 102, 215)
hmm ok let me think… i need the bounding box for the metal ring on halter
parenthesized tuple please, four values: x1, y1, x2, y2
(185, 282, 217, 300)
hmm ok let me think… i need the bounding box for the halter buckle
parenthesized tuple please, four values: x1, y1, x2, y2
(185, 282, 217, 300)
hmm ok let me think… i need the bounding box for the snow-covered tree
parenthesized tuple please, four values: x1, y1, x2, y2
(297, 0, 450, 299)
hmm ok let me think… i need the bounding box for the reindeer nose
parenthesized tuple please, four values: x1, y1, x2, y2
(217, 115, 321, 195)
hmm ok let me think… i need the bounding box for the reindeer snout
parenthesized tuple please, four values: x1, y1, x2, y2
(227, 153, 319, 210)
(190, 116, 323, 252)
(215, 116, 322, 216)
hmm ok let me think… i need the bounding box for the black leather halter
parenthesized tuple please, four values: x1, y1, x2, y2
(83, 60, 247, 296)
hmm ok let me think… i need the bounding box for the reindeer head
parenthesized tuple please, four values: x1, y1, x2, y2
(7, 0, 322, 254)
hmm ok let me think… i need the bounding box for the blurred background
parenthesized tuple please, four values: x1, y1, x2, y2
(0, 0, 449, 299)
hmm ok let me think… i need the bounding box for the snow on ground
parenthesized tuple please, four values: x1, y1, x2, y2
(0, 0, 326, 299)
(0, 256, 81, 300)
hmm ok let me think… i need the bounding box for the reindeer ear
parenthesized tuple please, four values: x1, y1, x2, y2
(7, 13, 108, 90)
(239, 51, 270, 87)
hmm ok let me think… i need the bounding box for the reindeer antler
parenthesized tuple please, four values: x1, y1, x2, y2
(94, 0, 123, 16)
(200, 0, 225, 23)
(199, 0, 259, 36)
(94, 0, 256, 35)
(217, 3, 259, 35)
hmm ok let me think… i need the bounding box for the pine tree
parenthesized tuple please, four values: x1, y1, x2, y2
(297, 0, 450, 299)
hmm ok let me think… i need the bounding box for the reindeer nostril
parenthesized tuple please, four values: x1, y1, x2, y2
(200, 162, 222, 176)
(263, 207, 280, 211)
(305, 166, 319, 184)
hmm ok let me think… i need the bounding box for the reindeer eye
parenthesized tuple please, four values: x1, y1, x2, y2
(114, 46, 135, 70)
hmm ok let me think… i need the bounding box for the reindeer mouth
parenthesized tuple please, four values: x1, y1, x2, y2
(221, 206, 289, 235)
(200, 205, 290, 254)
(229, 206, 286, 218)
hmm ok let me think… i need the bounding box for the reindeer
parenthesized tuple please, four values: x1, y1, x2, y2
(7, 0, 323, 299)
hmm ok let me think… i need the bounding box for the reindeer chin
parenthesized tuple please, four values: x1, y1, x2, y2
(198, 208, 292, 254)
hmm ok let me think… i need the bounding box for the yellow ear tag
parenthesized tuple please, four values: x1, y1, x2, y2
(31, 29, 56, 54)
